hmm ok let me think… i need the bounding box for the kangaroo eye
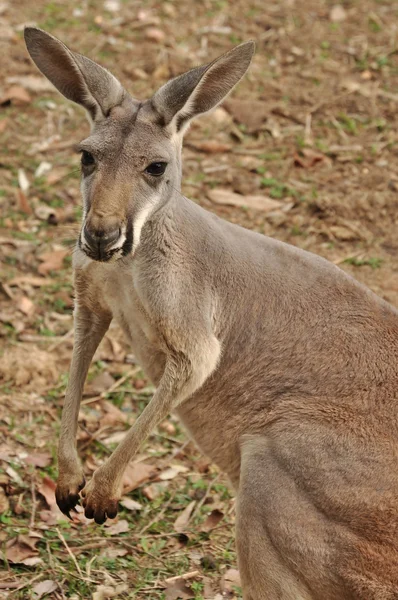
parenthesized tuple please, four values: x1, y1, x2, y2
(81, 151, 95, 167)
(145, 162, 167, 177)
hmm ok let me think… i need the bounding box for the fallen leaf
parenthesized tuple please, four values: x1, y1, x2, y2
(159, 465, 189, 481)
(93, 584, 129, 600)
(21, 556, 43, 566)
(174, 500, 196, 533)
(201, 509, 224, 532)
(0, 487, 9, 513)
(188, 141, 231, 153)
(24, 452, 52, 468)
(6, 76, 55, 93)
(5, 465, 23, 486)
(103, 0, 120, 12)
(105, 519, 129, 535)
(120, 497, 143, 511)
(0, 85, 31, 105)
(221, 568, 241, 593)
(90, 372, 116, 394)
(101, 546, 128, 559)
(46, 166, 69, 185)
(16, 296, 34, 316)
(32, 580, 58, 599)
(145, 27, 165, 42)
(223, 99, 269, 133)
(122, 462, 157, 493)
(196, 457, 212, 473)
(5, 535, 39, 564)
(35, 161, 52, 178)
(165, 580, 194, 600)
(329, 225, 359, 241)
(208, 189, 282, 212)
(142, 482, 166, 500)
(99, 400, 127, 428)
(38, 249, 69, 275)
(16, 189, 32, 214)
(8, 276, 52, 287)
(18, 168, 30, 193)
(330, 4, 346, 22)
(37, 477, 57, 508)
(293, 149, 326, 169)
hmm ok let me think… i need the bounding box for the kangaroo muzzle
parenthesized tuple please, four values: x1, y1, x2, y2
(81, 224, 123, 261)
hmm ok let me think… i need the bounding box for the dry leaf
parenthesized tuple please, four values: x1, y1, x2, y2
(100, 401, 127, 428)
(329, 225, 359, 241)
(122, 462, 157, 493)
(104, 0, 120, 12)
(32, 580, 58, 599)
(105, 519, 129, 535)
(159, 465, 189, 481)
(16, 189, 32, 214)
(24, 452, 52, 468)
(120, 497, 143, 511)
(37, 476, 57, 508)
(329, 4, 346, 22)
(5, 535, 39, 564)
(18, 168, 30, 193)
(0, 85, 31, 105)
(6, 76, 55, 93)
(189, 141, 231, 154)
(16, 296, 34, 316)
(38, 249, 69, 275)
(201, 509, 224, 532)
(208, 189, 282, 212)
(221, 568, 241, 593)
(46, 166, 69, 185)
(165, 580, 194, 600)
(0, 345, 58, 388)
(223, 99, 268, 133)
(174, 500, 196, 533)
(90, 372, 116, 394)
(0, 487, 9, 513)
(145, 27, 165, 42)
(5, 465, 23, 486)
(102, 546, 128, 559)
(93, 584, 128, 600)
(8, 275, 52, 287)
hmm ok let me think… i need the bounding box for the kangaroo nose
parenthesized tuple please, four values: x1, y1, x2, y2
(82, 225, 121, 260)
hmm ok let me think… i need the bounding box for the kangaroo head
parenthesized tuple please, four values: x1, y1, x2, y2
(24, 28, 254, 262)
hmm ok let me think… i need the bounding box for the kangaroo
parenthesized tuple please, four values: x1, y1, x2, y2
(25, 27, 398, 599)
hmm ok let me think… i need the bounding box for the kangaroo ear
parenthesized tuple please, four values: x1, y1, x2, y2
(24, 27, 125, 121)
(151, 41, 255, 133)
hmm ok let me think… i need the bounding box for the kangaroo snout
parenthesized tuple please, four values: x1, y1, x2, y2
(81, 223, 123, 261)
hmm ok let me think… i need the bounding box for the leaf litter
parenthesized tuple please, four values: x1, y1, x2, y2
(2, 0, 398, 597)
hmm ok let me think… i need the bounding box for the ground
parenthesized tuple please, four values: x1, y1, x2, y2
(1, 0, 398, 598)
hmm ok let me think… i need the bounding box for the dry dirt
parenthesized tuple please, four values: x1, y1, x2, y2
(1, 0, 398, 598)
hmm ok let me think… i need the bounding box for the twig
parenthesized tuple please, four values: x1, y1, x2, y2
(139, 495, 174, 535)
(56, 527, 84, 579)
(8, 574, 42, 596)
(120, 541, 170, 569)
(29, 478, 36, 529)
(48, 327, 74, 352)
(192, 473, 220, 519)
(81, 366, 141, 405)
(164, 571, 200, 584)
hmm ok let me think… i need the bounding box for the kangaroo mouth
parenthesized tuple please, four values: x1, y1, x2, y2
(79, 222, 133, 262)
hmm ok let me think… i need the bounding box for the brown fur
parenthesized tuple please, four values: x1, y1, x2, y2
(25, 27, 398, 599)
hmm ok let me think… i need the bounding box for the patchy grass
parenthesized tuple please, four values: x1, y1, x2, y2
(1, 0, 398, 597)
